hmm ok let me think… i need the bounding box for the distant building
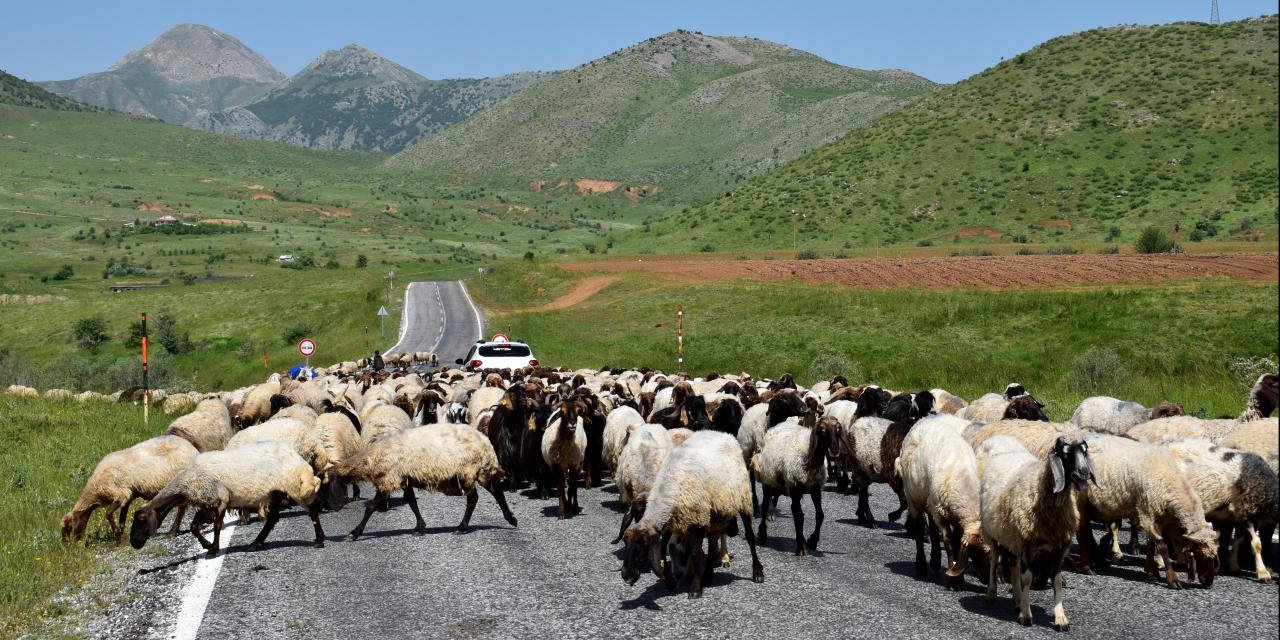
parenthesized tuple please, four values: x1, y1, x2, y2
(154, 215, 179, 226)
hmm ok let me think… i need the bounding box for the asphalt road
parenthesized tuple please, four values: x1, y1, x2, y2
(384, 281, 484, 365)
(125, 478, 1276, 640)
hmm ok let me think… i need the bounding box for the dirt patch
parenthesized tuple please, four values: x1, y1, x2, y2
(530, 180, 546, 193)
(624, 185, 659, 202)
(575, 179, 623, 195)
(324, 207, 353, 217)
(518, 276, 619, 312)
(198, 218, 243, 225)
(950, 226, 1005, 240)
(384, 205, 399, 213)
(560, 254, 1278, 290)
(249, 192, 277, 201)
(135, 202, 171, 213)
(1044, 219, 1072, 229)
(243, 183, 266, 190)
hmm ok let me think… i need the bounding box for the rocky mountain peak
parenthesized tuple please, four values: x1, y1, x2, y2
(298, 44, 426, 84)
(107, 23, 285, 85)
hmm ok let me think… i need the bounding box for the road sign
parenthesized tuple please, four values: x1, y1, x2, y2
(298, 338, 316, 358)
(491, 333, 509, 343)
(377, 306, 389, 316)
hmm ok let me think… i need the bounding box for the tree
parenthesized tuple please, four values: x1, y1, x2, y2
(355, 254, 368, 268)
(51, 264, 74, 281)
(72, 315, 109, 350)
(1133, 226, 1178, 254)
(154, 311, 191, 354)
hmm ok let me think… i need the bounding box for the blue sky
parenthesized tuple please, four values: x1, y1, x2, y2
(1, 1, 1274, 84)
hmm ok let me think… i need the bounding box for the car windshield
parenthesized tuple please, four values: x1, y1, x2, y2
(479, 344, 531, 357)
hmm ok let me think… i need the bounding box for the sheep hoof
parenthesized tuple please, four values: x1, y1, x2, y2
(347, 532, 361, 541)
(752, 567, 765, 583)
(1055, 623, 1069, 632)
(795, 545, 807, 557)
(914, 561, 927, 576)
(505, 515, 518, 527)
(452, 527, 469, 535)
(1018, 615, 1032, 627)
(247, 542, 263, 552)
(313, 540, 324, 549)
(806, 534, 820, 551)
(688, 590, 703, 599)
(889, 510, 904, 523)
(205, 549, 219, 559)
(1168, 581, 1183, 590)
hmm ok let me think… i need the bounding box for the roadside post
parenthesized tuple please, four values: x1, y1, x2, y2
(140, 313, 149, 425)
(677, 305, 684, 374)
(378, 305, 389, 339)
(298, 338, 316, 372)
(262, 341, 269, 376)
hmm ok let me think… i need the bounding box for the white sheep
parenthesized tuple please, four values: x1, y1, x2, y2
(234, 377, 284, 427)
(980, 432, 1095, 631)
(754, 416, 841, 555)
(602, 405, 645, 471)
(358, 400, 413, 446)
(1239, 372, 1278, 421)
(736, 389, 811, 508)
(1073, 434, 1218, 588)
(541, 398, 587, 519)
(1163, 438, 1275, 582)
(164, 398, 233, 452)
(6, 384, 39, 398)
(897, 413, 985, 589)
(930, 388, 968, 415)
(130, 441, 326, 557)
(1070, 396, 1184, 435)
(611, 423, 674, 543)
(621, 430, 765, 598)
(335, 422, 517, 538)
(1127, 416, 1240, 444)
(61, 435, 199, 543)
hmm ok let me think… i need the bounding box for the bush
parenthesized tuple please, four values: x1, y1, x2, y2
(1045, 245, 1080, 255)
(803, 352, 863, 386)
(795, 249, 819, 260)
(355, 254, 368, 268)
(1064, 346, 1128, 392)
(1227, 355, 1277, 386)
(1015, 247, 1036, 255)
(1134, 226, 1178, 254)
(281, 322, 313, 345)
(1097, 245, 1121, 254)
(72, 315, 109, 351)
(51, 264, 74, 281)
(153, 311, 191, 355)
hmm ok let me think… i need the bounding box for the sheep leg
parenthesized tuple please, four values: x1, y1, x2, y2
(806, 486, 824, 552)
(756, 485, 771, 542)
(1244, 521, 1273, 583)
(928, 518, 942, 572)
(1074, 517, 1099, 574)
(1050, 553, 1069, 632)
(1218, 522, 1239, 574)
(307, 500, 326, 548)
(207, 508, 225, 558)
(555, 469, 568, 520)
(167, 504, 188, 537)
(190, 508, 214, 550)
(943, 524, 968, 591)
(1012, 555, 1032, 626)
(118, 496, 135, 528)
(1126, 518, 1140, 554)
(888, 485, 908, 523)
(103, 501, 124, 542)
(349, 490, 389, 539)
(612, 507, 634, 545)
(910, 513, 927, 576)
(1147, 528, 1181, 589)
(984, 539, 998, 603)
(455, 489, 479, 534)
(485, 484, 518, 527)
(1107, 521, 1124, 561)
(686, 527, 707, 599)
(402, 487, 428, 534)
(789, 488, 807, 556)
(855, 487, 876, 529)
(737, 512, 765, 583)
(247, 495, 283, 551)
(748, 464, 759, 511)
(569, 468, 582, 515)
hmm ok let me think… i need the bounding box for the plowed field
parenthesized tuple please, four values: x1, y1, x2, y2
(561, 253, 1277, 289)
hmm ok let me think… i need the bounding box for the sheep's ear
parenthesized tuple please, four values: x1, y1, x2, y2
(679, 406, 690, 427)
(1049, 452, 1066, 500)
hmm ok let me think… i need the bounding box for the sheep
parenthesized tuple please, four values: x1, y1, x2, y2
(603, 405, 645, 472)
(967, 419, 1072, 454)
(737, 389, 811, 508)
(6, 384, 38, 398)
(1070, 396, 1185, 435)
(612, 424, 675, 543)
(478, 384, 536, 491)
(541, 397, 587, 519)
(234, 377, 286, 428)
(334, 422, 517, 538)
(621, 430, 765, 598)
(1163, 439, 1276, 582)
(358, 400, 413, 446)
(668, 428, 694, 447)
(897, 414, 986, 589)
(228, 416, 328, 475)
(61, 435, 199, 544)
(1240, 372, 1279, 421)
(467, 384, 507, 430)
(958, 383, 1042, 423)
(1072, 434, 1218, 589)
(930, 388, 968, 415)
(1127, 416, 1241, 444)
(980, 432, 1095, 631)
(165, 398, 234, 452)
(75, 390, 106, 403)
(162, 392, 201, 416)
(130, 441, 326, 557)
(1219, 418, 1279, 474)
(43, 388, 73, 401)
(754, 416, 841, 555)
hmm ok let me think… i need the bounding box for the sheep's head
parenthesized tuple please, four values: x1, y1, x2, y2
(1247, 372, 1279, 419)
(1150, 401, 1185, 419)
(680, 395, 710, 431)
(768, 389, 809, 427)
(1004, 383, 1027, 399)
(129, 505, 160, 549)
(60, 512, 83, 543)
(1003, 395, 1048, 422)
(621, 523, 662, 585)
(854, 387, 891, 418)
(1180, 526, 1220, 587)
(808, 416, 843, 469)
(1048, 434, 1096, 506)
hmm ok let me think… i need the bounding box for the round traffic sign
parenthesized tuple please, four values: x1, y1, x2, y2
(298, 338, 316, 357)
(490, 333, 508, 343)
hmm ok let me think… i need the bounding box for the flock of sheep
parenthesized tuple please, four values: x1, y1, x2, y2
(32, 363, 1279, 632)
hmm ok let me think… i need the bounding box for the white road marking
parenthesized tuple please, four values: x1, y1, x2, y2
(169, 517, 237, 640)
(426, 282, 448, 356)
(457, 280, 485, 342)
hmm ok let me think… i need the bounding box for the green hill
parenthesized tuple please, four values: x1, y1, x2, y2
(621, 17, 1278, 252)
(391, 30, 937, 201)
(1, 70, 98, 112)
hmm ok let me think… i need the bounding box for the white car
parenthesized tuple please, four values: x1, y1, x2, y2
(456, 335, 539, 372)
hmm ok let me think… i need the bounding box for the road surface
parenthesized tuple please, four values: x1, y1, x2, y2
(384, 281, 485, 366)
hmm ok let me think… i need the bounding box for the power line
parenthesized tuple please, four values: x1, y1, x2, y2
(1210, 0, 1221, 25)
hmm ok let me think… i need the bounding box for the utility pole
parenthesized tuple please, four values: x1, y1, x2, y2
(1210, 0, 1220, 24)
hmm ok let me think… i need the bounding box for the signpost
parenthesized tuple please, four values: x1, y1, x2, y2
(377, 305, 389, 339)
(298, 338, 316, 371)
(676, 306, 684, 374)
(140, 313, 149, 425)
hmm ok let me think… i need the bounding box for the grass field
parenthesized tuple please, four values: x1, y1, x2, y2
(474, 264, 1278, 419)
(0, 397, 161, 640)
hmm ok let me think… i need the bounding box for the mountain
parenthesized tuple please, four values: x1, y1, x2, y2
(1, 69, 98, 111)
(188, 44, 554, 152)
(40, 23, 285, 123)
(625, 16, 1279, 252)
(390, 30, 937, 199)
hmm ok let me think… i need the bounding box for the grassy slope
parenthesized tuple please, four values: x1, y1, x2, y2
(0, 70, 99, 112)
(621, 17, 1279, 253)
(392, 31, 936, 202)
(0, 397, 159, 640)
(0, 104, 637, 390)
(474, 266, 1277, 418)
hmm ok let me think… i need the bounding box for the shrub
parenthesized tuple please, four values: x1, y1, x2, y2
(1045, 245, 1080, 255)
(355, 254, 369, 268)
(795, 249, 819, 260)
(1064, 346, 1128, 392)
(1015, 247, 1036, 255)
(1097, 245, 1120, 254)
(1134, 226, 1178, 254)
(51, 264, 74, 281)
(281, 322, 313, 345)
(803, 352, 863, 386)
(72, 315, 109, 351)
(1227, 355, 1278, 386)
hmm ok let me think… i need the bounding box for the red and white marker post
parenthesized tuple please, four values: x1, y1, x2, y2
(677, 305, 684, 374)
